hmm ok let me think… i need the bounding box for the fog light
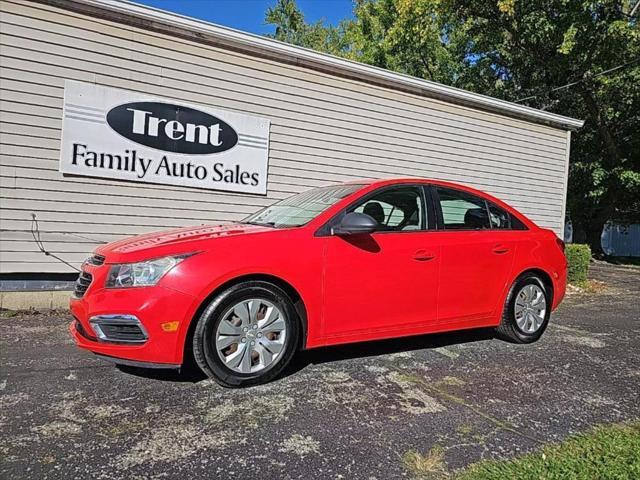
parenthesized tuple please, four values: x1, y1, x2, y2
(161, 321, 179, 332)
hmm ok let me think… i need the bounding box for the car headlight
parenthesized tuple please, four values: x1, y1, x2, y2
(105, 254, 195, 288)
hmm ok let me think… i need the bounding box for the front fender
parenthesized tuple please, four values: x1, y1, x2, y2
(161, 238, 324, 360)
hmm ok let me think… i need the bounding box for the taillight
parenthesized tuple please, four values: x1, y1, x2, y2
(556, 237, 565, 253)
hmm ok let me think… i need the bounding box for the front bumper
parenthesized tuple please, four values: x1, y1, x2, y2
(70, 281, 197, 366)
(94, 353, 180, 369)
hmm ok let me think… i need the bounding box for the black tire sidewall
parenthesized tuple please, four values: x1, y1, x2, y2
(505, 274, 551, 343)
(194, 281, 300, 387)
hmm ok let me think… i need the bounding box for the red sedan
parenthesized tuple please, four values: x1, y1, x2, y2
(70, 178, 567, 387)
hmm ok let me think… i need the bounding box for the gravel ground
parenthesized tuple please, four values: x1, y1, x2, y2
(1, 262, 639, 479)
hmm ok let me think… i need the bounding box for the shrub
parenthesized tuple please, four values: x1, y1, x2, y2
(566, 243, 591, 284)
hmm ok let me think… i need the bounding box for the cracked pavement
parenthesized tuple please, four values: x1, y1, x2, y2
(1, 262, 639, 479)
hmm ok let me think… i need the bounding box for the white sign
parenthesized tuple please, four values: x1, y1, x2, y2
(60, 81, 270, 194)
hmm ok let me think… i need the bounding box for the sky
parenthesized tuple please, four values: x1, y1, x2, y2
(135, 0, 354, 35)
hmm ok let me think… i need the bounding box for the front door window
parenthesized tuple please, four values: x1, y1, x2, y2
(350, 186, 425, 231)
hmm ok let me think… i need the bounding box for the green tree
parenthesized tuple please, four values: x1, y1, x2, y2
(265, 0, 640, 252)
(265, 0, 351, 55)
(449, 0, 640, 249)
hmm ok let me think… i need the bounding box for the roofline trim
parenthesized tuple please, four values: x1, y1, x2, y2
(66, 0, 584, 130)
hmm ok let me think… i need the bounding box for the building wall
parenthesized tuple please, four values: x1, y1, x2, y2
(0, 0, 570, 273)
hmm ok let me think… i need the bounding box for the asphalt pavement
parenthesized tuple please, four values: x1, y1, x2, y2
(1, 262, 639, 479)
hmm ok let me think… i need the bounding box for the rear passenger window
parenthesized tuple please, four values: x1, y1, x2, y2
(437, 187, 490, 230)
(510, 214, 528, 230)
(488, 204, 510, 229)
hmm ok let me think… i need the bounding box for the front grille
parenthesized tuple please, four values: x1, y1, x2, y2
(74, 271, 92, 298)
(86, 254, 105, 266)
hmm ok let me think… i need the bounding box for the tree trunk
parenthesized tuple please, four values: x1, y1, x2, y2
(579, 87, 621, 167)
(586, 221, 604, 254)
(578, 86, 622, 254)
(572, 218, 587, 244)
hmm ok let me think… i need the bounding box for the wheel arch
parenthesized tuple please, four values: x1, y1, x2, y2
(513, 267, 554, 305)
(182, 273, 309, 366)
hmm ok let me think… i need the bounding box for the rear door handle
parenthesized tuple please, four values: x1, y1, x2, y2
(413, 250, 436, 261)
(492, 245, 510, 254)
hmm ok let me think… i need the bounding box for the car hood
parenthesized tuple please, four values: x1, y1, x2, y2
(95, 223, 274, 262)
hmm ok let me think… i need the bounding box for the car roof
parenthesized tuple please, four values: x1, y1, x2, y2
(348, 177, 487, 194)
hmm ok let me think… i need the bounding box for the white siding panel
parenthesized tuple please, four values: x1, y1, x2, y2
(1, 128, 567, 195)
(1, 90, 567, 189)
(0, 32, 566, 158)
(0, 0, 570, 274)
(0, 61, 566, 172)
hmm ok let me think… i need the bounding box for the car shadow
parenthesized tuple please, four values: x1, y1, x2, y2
(116, 363, 208, 383)
(114, 327, 497, 384)
(280, 327, 497, 379)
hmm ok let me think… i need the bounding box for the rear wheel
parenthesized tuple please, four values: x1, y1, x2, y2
(496, 273, 550, 343)
(193, 281, 300, 387)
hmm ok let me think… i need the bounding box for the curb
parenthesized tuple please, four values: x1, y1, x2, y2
(0, 291, 71, 311)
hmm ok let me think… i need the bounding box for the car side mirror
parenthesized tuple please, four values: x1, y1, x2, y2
(332, 212, 379, 235)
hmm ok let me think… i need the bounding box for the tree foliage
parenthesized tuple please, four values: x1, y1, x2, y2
(265, 0, 639, 251)
(265, 0, 351, 55)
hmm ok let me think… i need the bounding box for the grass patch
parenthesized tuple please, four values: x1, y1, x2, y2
(0, 309, 18, 318)
(456, 422, 640, 480)
(403, 445, 448, 479)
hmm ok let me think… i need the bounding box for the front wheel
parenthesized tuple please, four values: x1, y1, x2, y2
(496, 273, 551, 343)
(192, 281, 300, 387)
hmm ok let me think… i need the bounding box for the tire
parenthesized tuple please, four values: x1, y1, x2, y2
(192, 281, 300, 388)
(496, 273, 551, 344)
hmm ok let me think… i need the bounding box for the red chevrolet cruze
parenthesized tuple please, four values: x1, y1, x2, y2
(70, 178, 567, 387)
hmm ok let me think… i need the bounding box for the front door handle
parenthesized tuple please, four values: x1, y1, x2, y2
(492, 245, 510, 254)
(413, 250, 436, 261)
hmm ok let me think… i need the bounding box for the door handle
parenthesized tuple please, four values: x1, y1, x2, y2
(413, 250, 436, 261)
(492, 245, 510, 254)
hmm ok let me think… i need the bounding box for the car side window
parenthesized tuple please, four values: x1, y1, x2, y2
(510, 214, 528, 230)
(350, 186, 425, 232)
(488, 203, 510, 229)
(436, 187, 490, 230)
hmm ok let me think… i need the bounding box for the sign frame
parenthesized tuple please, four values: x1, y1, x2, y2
(59, 81, 271, 195)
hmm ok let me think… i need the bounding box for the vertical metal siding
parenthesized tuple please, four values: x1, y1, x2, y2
(0, 0, 570, 273)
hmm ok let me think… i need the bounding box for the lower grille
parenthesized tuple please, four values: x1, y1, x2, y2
(74, 271, 92, 298)
(89, 315, 148, 344)
(98, 323, 146, 342)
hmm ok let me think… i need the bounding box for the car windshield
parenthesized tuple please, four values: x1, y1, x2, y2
(242, 184, 364, 228)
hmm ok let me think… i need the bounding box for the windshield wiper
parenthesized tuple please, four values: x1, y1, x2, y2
(243, 221, 277, 228)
